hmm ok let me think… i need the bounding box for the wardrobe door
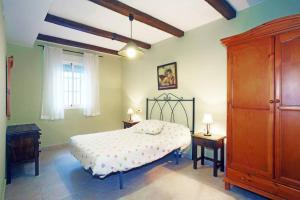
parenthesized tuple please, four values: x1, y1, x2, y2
(228, 37, 275, 178)
(275, 29, 300, 189)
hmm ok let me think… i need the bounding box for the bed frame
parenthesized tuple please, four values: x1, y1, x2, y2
(103, 93, 195, 189)
(146, 93, 195, 134)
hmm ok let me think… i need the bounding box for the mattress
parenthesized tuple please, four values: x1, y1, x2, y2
(70, 121, 191, 177)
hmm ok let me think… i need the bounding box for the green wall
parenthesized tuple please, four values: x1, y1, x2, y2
(0, 1, 6, 199)
(122, 0, 300, 137)
(7, 44, 123, 147)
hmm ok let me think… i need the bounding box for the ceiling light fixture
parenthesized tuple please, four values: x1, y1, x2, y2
(118, 14, 144, 59)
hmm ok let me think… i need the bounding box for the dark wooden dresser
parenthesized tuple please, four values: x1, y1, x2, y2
(6, 124, 41, 184)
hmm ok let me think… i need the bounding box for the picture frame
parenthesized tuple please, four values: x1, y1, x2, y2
(6, 56, 13, 119)
(157, 62, 178, 90)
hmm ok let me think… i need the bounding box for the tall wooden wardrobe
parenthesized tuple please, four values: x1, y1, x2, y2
(222, 14, 300, 200)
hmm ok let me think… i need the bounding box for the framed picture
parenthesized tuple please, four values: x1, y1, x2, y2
(157, 62, 178, 90)
(6, 56, 13, 119)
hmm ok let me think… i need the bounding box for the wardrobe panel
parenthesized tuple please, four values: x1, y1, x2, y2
(230, 38, 274, 110)
(228, 37, 275, 179)
(231, 109, 273, 178)
(275, 29, 300, 189)
(281, 33, 300, 106)
(277, 111, 300, 188)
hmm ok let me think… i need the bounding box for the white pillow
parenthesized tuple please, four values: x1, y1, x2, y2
(133, 120, 164, 135)
(161, 121, 190, 135)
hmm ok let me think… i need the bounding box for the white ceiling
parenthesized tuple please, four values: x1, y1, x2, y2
(3, 0, 264, 51)
(3, 0, 53, 47)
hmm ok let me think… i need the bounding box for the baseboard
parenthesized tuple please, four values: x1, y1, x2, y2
(182, 150, 192, 159)
(41, 143, 68, 151)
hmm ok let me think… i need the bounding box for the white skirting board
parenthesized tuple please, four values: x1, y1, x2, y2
(41, 143, 69, 151)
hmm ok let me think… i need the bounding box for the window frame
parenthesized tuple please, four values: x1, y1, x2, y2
(63, 61, 84, 110)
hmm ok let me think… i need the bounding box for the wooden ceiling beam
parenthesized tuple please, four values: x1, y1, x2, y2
(88, 0, 184, 37)
(205, 0, 236, 20)
(45, 14, 151, 49)
(37, 34, 118, 55)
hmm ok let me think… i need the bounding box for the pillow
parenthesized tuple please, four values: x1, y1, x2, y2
(160, 121, 190, 136)
(133, 120, 164, 135)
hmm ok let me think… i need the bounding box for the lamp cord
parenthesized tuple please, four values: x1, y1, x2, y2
(129, 14, 134, 39)
(131, 20, 132, 39)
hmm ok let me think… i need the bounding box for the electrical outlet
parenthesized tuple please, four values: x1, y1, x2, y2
(135, 108, 142, 113)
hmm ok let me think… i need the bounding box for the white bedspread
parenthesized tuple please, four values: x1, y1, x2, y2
(70, 121, 191, 177)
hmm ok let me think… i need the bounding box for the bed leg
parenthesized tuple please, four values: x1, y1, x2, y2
(119, 172, 124, 189)
(175, 149, 180, 165)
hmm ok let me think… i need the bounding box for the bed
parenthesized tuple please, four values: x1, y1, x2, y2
(70, 93, 195, 189)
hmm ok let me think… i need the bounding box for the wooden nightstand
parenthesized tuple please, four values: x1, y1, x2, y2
(192, 133, 226, 177)
(6, 124, 41, 184)
(122, 121, 139, 129)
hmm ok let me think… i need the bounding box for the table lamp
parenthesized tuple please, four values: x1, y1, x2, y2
(127, 108, 134, 122)
(203, 113, 213, 136)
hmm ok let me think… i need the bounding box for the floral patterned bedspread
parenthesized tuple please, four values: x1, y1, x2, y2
(69, 121, 191, 177)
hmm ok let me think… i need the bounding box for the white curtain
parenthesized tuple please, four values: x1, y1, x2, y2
(41, 46, 64, 120)
(81, 53, 100, 117)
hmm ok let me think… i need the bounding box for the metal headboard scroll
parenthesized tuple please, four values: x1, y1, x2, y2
(146, 93, 195, 134)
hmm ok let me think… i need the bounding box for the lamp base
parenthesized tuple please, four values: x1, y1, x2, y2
(128, 114, 133, 122)
(204, 132, 212, 136)
(204, 124, 211, 136)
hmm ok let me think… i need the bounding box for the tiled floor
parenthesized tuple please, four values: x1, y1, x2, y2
(6, 145, 267, 200)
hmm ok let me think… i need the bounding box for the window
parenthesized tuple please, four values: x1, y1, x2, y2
(63, 63, 84, 108)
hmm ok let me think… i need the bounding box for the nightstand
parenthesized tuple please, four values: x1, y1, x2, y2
(122, 121, 139, 129)
(192, 133, 226, 177)
(6, 124, 41, 184)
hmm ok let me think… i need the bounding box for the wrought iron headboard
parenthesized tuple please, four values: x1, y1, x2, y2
(146, 93, 195, 134)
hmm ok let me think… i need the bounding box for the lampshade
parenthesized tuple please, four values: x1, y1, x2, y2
(127, 108, 134, 115)
(202, 113, 213, 124)
(118, 41, 144, 59)
(118, 14, 144, 59)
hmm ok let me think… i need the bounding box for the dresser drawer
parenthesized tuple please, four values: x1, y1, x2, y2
(227, 168, 279, 195)
(227, 168, 300, 199)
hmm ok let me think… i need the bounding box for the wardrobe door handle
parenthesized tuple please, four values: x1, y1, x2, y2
(269, 99, 280, 104)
